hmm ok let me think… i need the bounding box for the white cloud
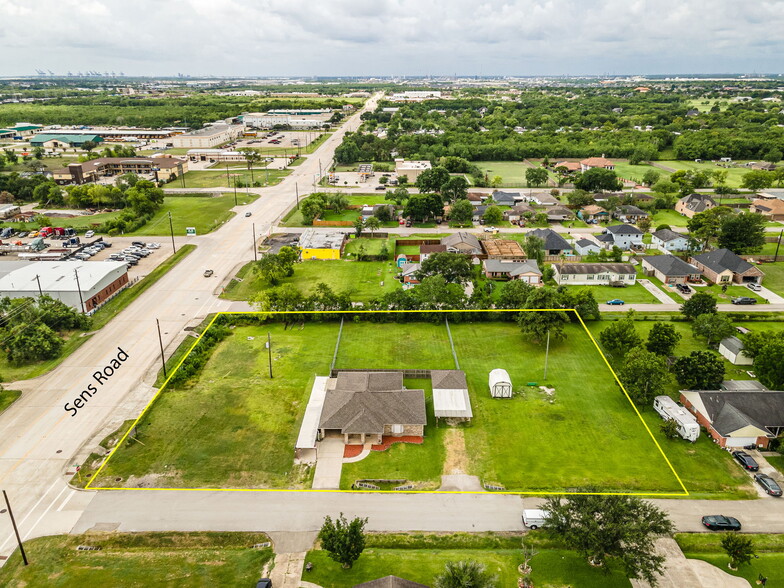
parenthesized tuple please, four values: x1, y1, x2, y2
(0, 0, 783, 75)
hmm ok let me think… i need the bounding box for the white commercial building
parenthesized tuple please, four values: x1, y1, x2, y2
(389, 91, 442, 102)
(243, 110, 332, 129)
(0, 260, 130, 312)
(187, 149, 247, 162)
(394, 158, 432, 182)
(169, 125, 243, 148)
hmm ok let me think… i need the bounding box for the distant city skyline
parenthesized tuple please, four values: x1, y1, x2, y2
(2, 0, 783, 78)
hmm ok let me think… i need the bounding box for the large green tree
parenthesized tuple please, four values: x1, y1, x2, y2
(441, 175, 469, 202)
(482, 205, 503, 225)
(318, 513, 368, 569)
(717, 212, 766, 254)
(574, 168, 623, 192)
(517, 287, 569, 343)
(672, 351, 725, 390)
(691, 313, 736, 346)
(721, 533, 755, 570)
(449, 198, 474, 225)
(415, 166, 450, 193)
(416, 252, 473, 284)
(525, 167, 549, 187)
(544, 493, 674, 584)
(404, 193, 444, 221)
(680, 291, 717, 320)
(619, 347, 672, 406)
(599, 310, 641, 357)
(646, 322, 681, 356)
(755, 340, 784, 390)
(740, 170, 773, 191)
(687, 206, 734, 251)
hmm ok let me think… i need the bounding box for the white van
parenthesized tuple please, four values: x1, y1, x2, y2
(522, 509, 550, 530)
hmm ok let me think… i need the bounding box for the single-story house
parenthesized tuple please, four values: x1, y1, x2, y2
(681, 389, 784, 448)
(580, 156, 615, 171)
(553, 262, 637, 286)
(676, 193, 717, 218)
(419, 244, 446, 261)
(483, 259, 542, 284)
(751, 198, 784, 221)
(441, 232, 482, 255)
(319, 371, 427, 445)
(573, 238, 601, 256)
(399, 263, 421, 289)
(641, 255, 701, 284)
(526, 192, 560, 207)
(504, 203, 535, 222)
(554, 161, 581, 173)
(431, 370, 472, 421)
(651, 228, 689, 252)
(466, 192, 484, 204)
(604, 224, 643, 249)
(481, 239, 526, 260)
(613, 204, 650, 224)
(579, 204, 609, 222)
(490, 190, 519, 206)
(690, 248, 765, 285)
(718, 336, 753, 366)
(528, 228, 572, 255)
(471, 205, 488, 222)
(547, 206, 574, 222)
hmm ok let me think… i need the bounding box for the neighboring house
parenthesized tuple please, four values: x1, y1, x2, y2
(751, 198, 784, 221)
(490, 190, 519, 206)
(553, 262, 637, 286)
(466, 192, 484, 204)
(546, 206, 573, 222)
(681, 388, 784, 448)
(676, 193, 717, 218)
(690, 248, 765, 285)
(580, 156, 615, 171)
(471, 205, 488, 222)
(554, 161, 581, 173)
(579, 204, 609, 222)
(604, 224, 643, 249)
(481, 239, 526, 260)
(718, 336, 753, 366)
(651, 228, 690, 252)
(298, 228, 348, 260)
(399, 263, 421, 289)
(526, 192, 560, 206)
(633, 192, 655, 205)
(431, 370, 473, 421)
(641, 255, 701, 285)
(573, 238, 601, 256)
(51, 156, 187, 184)
(613, 204, 650, 224)
(318, 371, 427, 445)
(504, 203, 535, 222)
(419, 244, 446, 262)
(441, 232, 482, 255)
(483, 259, 542, 284)
(528, 228, 572, 255)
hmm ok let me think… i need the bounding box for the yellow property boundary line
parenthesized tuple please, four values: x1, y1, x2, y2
(86, 309, 689, 497)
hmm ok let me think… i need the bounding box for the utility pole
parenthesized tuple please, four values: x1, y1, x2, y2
(35, 274, 43, 297)
(295, 183, 299, 209)
(232, 174, 238, 206)
(225, 163, 230, 186)
(168, 211, 176, 254)
(267, 332, 273, 378)
(543, 329, 551, 380)
(252, 223, 258, 261)
(156, 319, 167, 379)
(73, 268, 85, 314)
(2, 490, 28, 566)
(775, 229, 783, 261)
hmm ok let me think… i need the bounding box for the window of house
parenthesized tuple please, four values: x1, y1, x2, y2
(392, 424, 403, 434)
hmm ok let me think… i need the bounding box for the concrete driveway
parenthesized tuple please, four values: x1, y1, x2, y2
(311, 437, 345, 490)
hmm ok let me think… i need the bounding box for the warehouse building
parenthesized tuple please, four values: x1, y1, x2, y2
(30, 134, 104, 149)
(298, 229, 348, 260)
(169, 124, 243, 148)
(243, 110, 332, 129)
(0, 260, 129, 312)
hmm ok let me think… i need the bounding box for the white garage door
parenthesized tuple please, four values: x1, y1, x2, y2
(724, 437, 757, 448)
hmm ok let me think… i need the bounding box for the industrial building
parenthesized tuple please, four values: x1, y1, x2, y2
(298, 229, 348, 260)
(0, 123, 44, 137)
(34, 128, 177, 141)
(394, 158, 432, 182)
(169, 124, 243, 148)
(243, 110, 332, 129)
(30, 134, 104, 149)
(51, 156, 188, 184)
(187, 149, 247, 163)
(0, 260, 129, 312)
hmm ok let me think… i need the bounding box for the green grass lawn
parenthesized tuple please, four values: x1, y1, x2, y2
(344, 236, 393, 257)
(612, 162, 670, 185)
(561, 282, 660, 304)
(694, 284, 767, 304)
(677, 533, 784, 586)
(760, 262, 784, 297)
(658, 161, 751, 188)
(0, 532, 274, 587)
(766, 454, 784, 475)
(91, 323, 340, 489)
(220, 260, 401, 303)
(128, 193, 257, 236)
(340, 379, 447, 489)
(651, 209, 689, 228)
(0, 388, 21, 413)
(449, 321, 684, 493)
(476, 161, 528, 186)
(180, 168, 290, 188)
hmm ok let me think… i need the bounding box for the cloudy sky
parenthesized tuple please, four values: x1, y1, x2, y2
(1, 0, 783, 77)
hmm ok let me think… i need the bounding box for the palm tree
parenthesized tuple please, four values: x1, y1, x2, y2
(434, 560, 497, 588)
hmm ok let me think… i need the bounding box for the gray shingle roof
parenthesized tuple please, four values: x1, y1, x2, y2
(575, 238, 598, 248)
(617, 205, 649, 216)
(557, 263, 635, 274)
(692, 390, 784, 437)
(353, 576, 429, 588)
(491, 190, 518, 205)
(606, 224, 642, 235)
(484, 259, 541, 276)
(680, 193, 717, 213)
(441, 232, 481, 252)
(528, 228, 571, 252)
(643, 255, 700, 277)
(430, 369, 468, 389)
(652, 229, 685, 242)
(719, 336, 744, 355)
(692, 248, 757, 275)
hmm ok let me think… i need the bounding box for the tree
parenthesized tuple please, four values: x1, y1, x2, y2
(740, 170, 773, 192)
(544, 493, 674, 584)
(300, 198, 323, 225)
(318, 513, 368, 569)
(619, 347, 672, 406)
(404, 193, 443, 222)
(0, 190, 14, 204)
(378, 175, 388, 185)
(441, 176, 469, 202)
(5, 322, 64, 364)
(599, 310, 641, 357)
(482, 205, 503, 225)
(720, 533, 755, 570)
(364, 216, 380, 236)
(646, 322, 681, 356)
(637, 217, 652, 233)
(566, 189, 594, 208)
(691, 313, 736, 346)
(652, 179, 678, 197)
(490, 175, 503, 188)
(238, 147, 262, 183)
(523, 234, 544, 265)
(764, 148, 782, 164)
(434, 560, 498, 588)
(517, 287, 569, 344)
(574, 168, 623, 192)
(672, 351, 725, 390)
(687, 206, 734, 251)
(416, 166, 450, 193)
(641, 169, 661, 187)
(717, 212, 766, 254)
(558, 287, 600, 320)
(81, 140, 98, 153)
(386, 186, 409, 205)
(449, 198, 474, 225)
(680, 291, 717, 320)
(660, 419, 680, 440)
(525, 167, 548, 187)
(352, 217, 364, 237)
(497, 280, 533, 309)
(257, 247, 297, 286)
(417, 252, 472, 284)
(32, 146, 45, 160)
(755, 339, 784, 390)
(413, 275, 467, 309)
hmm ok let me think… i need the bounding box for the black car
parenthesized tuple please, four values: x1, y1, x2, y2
(732, 297, 757, 305)
(754, 473, 783, 497)
(131, 241, 146, 248)
(732, 450, 759, 471)
(701, 515, 742, 531)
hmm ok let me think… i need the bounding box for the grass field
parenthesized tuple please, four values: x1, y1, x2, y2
(0, 532, 274, 587)
(476, 161, 528, 186)
(696, 284, 767, 304)
(658, 161, 751, 188)
(651, 209, 690, 228)
(343, 236, 393, 257)
(677, 533, 784, 585)
(612, 162, 670, 185)
(180, 168, 290, 188)
(129, 193, 257, 236)
(0, 389, 21, 414)
(561, 282, 660, 304)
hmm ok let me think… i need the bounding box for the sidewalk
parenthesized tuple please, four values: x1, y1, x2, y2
(638, 279, 677, 304)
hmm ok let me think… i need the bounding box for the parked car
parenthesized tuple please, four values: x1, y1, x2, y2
(732, 450, 759, 471)
(483, 226, 496, 233)
(245, 211, 252, 217)
(375, 185, 386, 190)
(606, 299, 625, 305)
(732, 297, 758, 305)
(747, 282, 762, 291)
(146, 242, 160, 249)
(84, 230, 95, 238)
(754, 473, 783, 496)
(701, 515, 741, 531)
(204, 269, 214, 277)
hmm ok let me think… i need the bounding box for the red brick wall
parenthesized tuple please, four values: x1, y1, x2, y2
(86, 273, 129, 311)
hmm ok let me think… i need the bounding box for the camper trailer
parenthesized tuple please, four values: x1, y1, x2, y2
(654, 395, 699, 442)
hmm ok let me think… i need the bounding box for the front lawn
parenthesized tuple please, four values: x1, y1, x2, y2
(694, 284, 767, 304)
(560, 282, 660, 304)
(651, 209, 689, 228)
(0, 532, 274, 587)
(344, 236, 393, 257)
(759, 262, 784, 297)
(180, 168, 290, 188)
(129, 193, 257, 236)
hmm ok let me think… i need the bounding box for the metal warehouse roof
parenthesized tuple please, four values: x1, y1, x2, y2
(0, 260, 127, 293)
